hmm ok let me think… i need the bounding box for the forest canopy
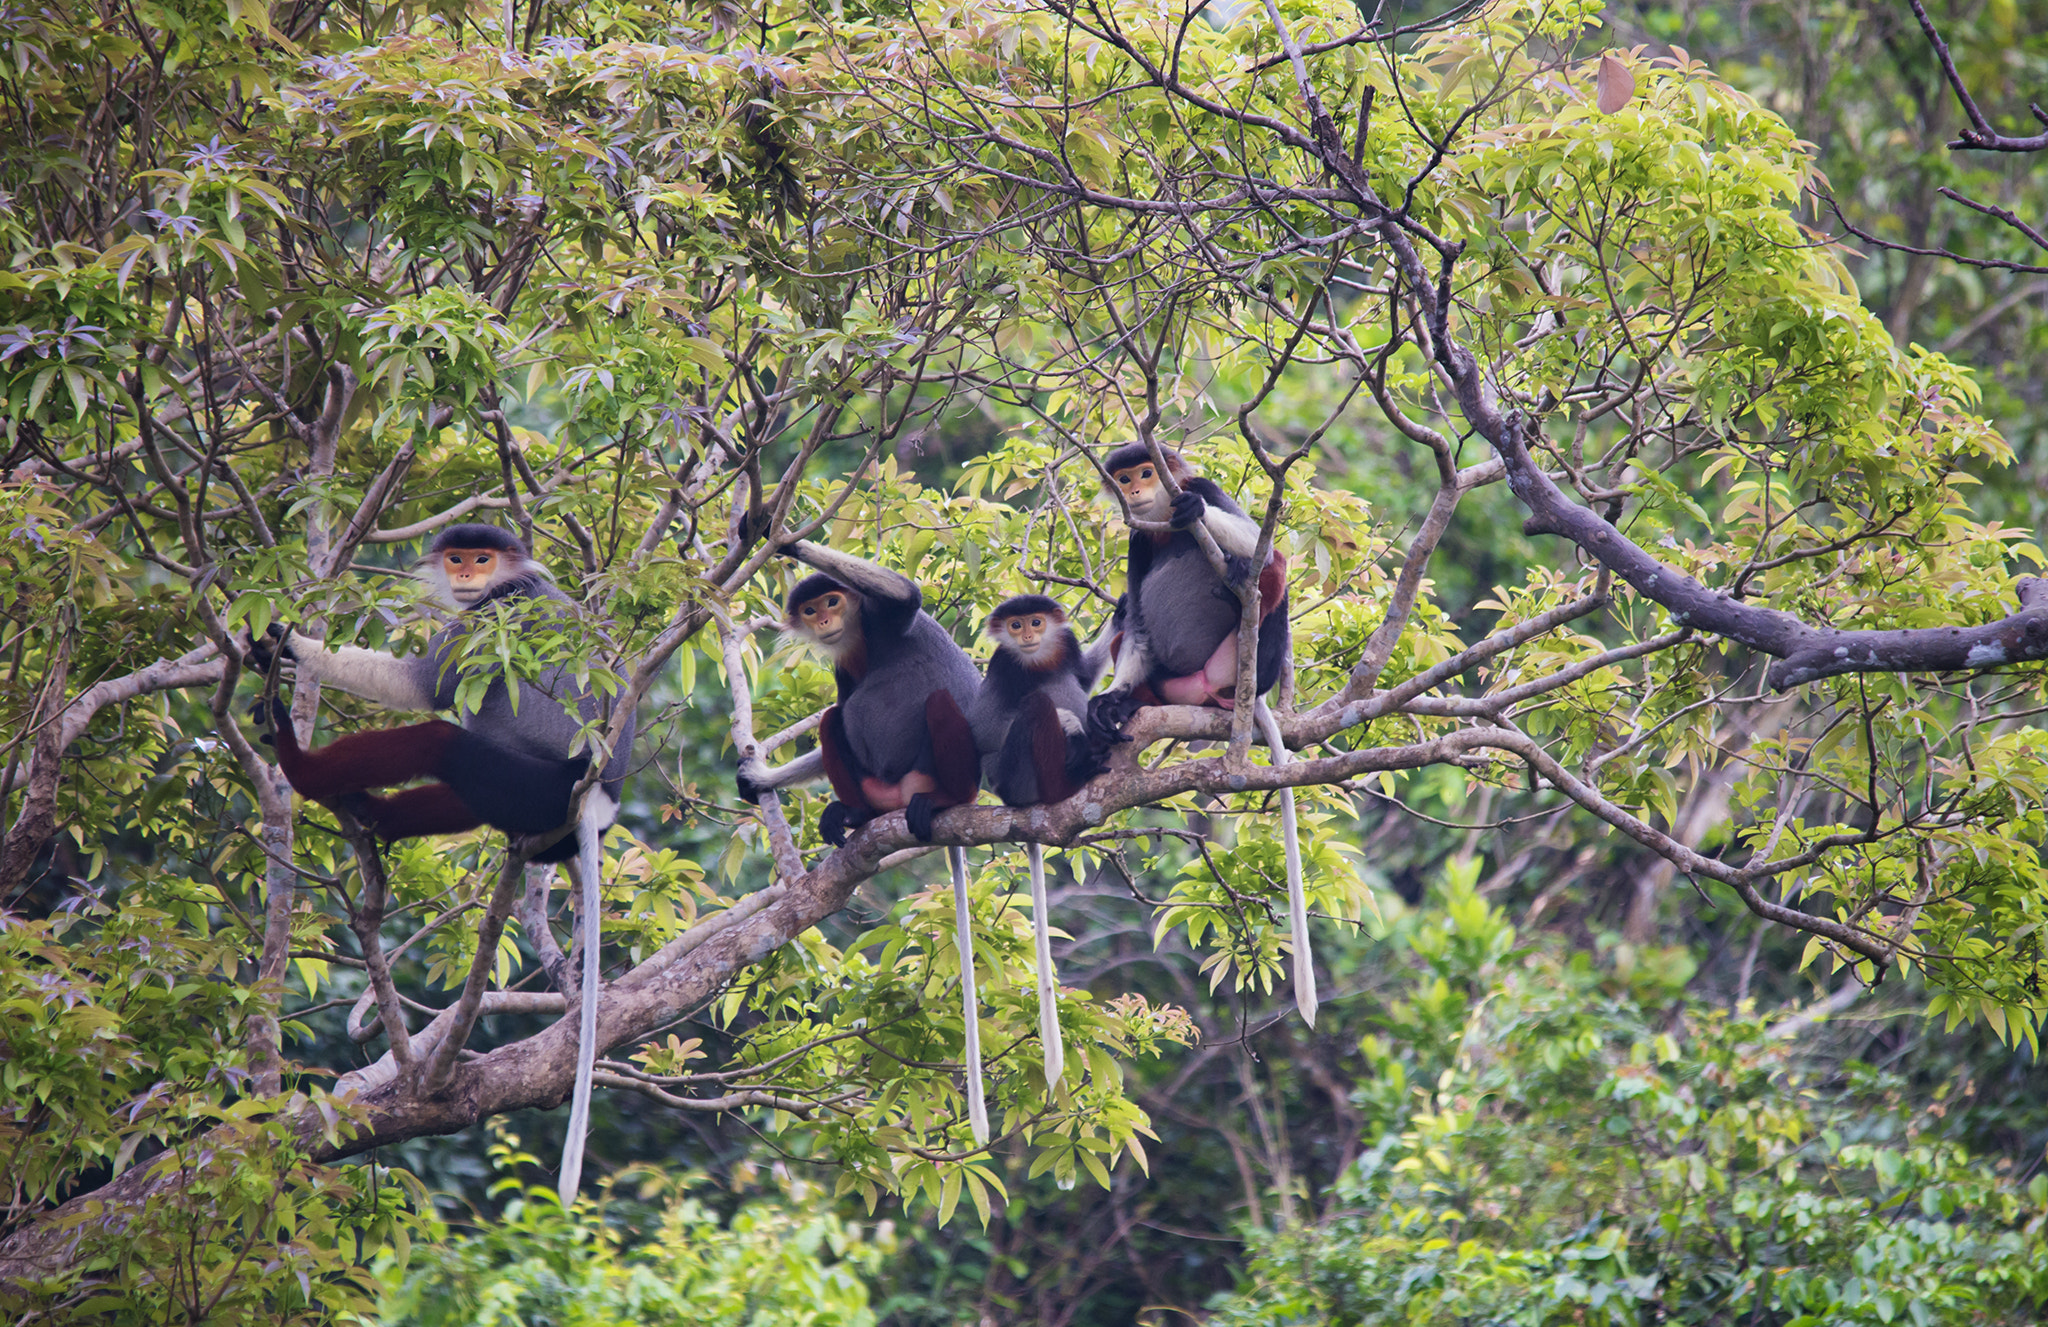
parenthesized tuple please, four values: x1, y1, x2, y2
(1, 0, 2046, 1319)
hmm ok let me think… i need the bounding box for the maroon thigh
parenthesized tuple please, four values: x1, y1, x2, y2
(816, 706, 872, 811)
(274, 718, 463, 801)
(925, 690, 979, 809)
(1025, 691, 1078, 804)
(345, 783, 484, 842)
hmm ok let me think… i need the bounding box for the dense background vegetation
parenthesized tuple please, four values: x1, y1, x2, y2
(1, 0, 2045, 1321)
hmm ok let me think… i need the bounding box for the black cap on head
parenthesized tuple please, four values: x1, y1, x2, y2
(429, 524, 527, 557)
(986, 594, 1066, 631)
(1103, 442, 1185, 475)
(786, 572, 852, 619)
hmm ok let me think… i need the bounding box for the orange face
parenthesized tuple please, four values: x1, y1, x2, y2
(994, 610, 1054, 659)
(796, 590, 853, 648)
(1111, 462, 1169, 522)
(441, 548, 501, 604)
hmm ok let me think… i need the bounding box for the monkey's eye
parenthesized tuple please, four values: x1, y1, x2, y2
(1030, 618, 1044, 628)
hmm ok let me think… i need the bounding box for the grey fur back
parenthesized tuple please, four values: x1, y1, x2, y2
(842, 612, 980, 781)
(412, 576, 636, 792)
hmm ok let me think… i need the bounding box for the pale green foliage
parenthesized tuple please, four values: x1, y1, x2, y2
(376, 1135, 884, 1326)
(0, 904, 430, 1323)
(1207, 870, 2048, 1326)
(3, 0, 2048, 1314)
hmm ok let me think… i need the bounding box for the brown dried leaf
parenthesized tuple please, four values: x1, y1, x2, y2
(1596, 53, 1636, 114)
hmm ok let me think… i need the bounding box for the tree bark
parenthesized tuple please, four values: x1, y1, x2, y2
(0, 613, 74, 895)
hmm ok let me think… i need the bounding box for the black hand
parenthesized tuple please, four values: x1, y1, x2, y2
(1169, 489, 1206, 530)
(736, 506, 772, 548)
(819, 801, 854, 846)
(735, 755, 768, 804)
(245, 622, 293, 672)
(904, 793, 936, 842)
(1087, 690, 1139, 746)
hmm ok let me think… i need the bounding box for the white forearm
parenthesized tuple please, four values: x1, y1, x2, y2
(789, 541, 918, 606)
(1105, 631, 1152, 694)
(1202, 507, 1262, 558)
(297, 640, 436, 711)
(745, 747, 826, 791)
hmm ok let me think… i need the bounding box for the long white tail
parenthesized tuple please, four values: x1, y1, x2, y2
(1027, 842, 1064, 1090)
(950, 846, 989, 1145)
(557, 795, 607, 1204)
(1253, 697, 1317, 1026)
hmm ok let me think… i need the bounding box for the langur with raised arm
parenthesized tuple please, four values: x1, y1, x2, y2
(734, 541, 992, 1141)
(245, 523, 633, 1202)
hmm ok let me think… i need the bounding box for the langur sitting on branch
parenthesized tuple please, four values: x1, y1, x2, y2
(968, 594, 1112, 1088)
(735, 541, 982, 845)
(734, 539, 990, 1141)
(1085, 444, 1317, 1025)
(1086, 443, 1289, 741)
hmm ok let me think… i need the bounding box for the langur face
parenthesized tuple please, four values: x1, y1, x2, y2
(796, 590, 855, 651)
(442, 547, 505, 605)
(994, 609, 1060, 664)
(1111, 462, 1169, 522)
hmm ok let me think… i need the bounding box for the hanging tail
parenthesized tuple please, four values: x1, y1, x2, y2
(1028, 843, 1064, 1089)
(1253, 697, 1317, 1026)
(950, 846, 990, 1145)
(556, 794, 607, 1204)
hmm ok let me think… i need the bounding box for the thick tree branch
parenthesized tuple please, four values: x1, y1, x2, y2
(1489, 413, 2048, 688)
(0, 611, 75, 895)
(421, 850, 529, 1090)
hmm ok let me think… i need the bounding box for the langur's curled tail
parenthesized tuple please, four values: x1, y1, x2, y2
(951, 846, 990, 1146)
(1028, 843, 1064, 1090)
(556, 793, 607, 1205)
(1252, 697, 1317, 1027)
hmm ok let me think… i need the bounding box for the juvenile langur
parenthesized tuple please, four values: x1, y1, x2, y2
(968, 595, 1111, 1088)
(1087, 445, 1318, 1025)
(245, 523, 633, 1201)
(735, 541, 982, 845)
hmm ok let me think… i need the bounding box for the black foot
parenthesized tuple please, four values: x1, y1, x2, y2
(1086, 690, 1140, 746)
(1065, 734, 1108, 789)
(250, 695, 290, 747)
(329, 791, 381, 837)
(820, 801, 867, 846)
(904, 793, 937, 842)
